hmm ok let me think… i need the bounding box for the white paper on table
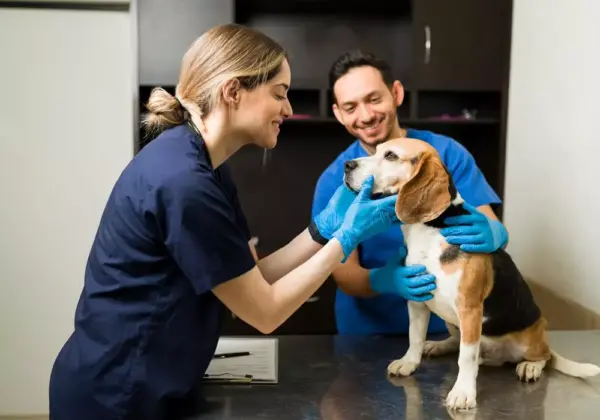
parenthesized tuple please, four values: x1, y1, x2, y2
(204, 337, 278, 383)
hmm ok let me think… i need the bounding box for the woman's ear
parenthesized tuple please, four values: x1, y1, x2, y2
(221, 78, 242, 108)
(395, 152, 452, 224)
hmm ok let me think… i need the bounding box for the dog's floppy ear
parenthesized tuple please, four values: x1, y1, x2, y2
(395, 151, 453, 224)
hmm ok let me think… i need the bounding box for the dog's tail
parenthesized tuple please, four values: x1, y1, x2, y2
(549, 349, 600, 378)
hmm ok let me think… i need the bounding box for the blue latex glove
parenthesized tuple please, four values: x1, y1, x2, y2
(312, 183, 357, 241)
(369, 246, 436, 302)
(440, 202, 508, 253)
(332, 176, 399, 261)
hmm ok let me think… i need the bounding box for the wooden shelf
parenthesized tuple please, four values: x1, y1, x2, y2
(283, 117, 500, 125)
(416, 118, 500, 125)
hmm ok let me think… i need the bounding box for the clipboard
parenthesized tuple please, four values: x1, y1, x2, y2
(203, 337, 279, 384)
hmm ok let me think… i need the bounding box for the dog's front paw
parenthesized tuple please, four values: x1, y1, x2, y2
(423, 339, 459, 357)
(446, 382, 477, 410)
(445, 408, 478, 420)
(387, 357, 419, 377)
(516, 360, 545, 382)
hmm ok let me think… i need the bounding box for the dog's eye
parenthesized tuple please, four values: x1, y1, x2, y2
(384, 151, 398, 161)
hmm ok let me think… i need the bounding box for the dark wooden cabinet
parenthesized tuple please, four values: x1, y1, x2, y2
(136, 0, 514, 336)
(412, 0, 513, 91)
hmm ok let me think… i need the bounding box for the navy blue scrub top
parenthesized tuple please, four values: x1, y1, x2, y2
(49, 123, 256, 420)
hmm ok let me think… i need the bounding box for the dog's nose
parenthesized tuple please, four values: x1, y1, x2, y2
(345, 160, 358, 173)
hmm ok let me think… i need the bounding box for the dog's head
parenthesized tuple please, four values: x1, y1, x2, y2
(343, 137, 455, 224)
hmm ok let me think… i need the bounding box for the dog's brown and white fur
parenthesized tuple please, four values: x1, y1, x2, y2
(343, 138, 600, 411)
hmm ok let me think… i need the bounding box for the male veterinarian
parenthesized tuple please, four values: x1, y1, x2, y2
(312, 50, 509, 335)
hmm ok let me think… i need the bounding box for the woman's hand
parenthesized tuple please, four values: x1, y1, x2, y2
(311, 183, 358, 242)
(332, 175, 399, 261)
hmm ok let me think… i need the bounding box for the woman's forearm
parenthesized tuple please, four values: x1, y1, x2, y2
(212, 238, 344, 334)
(263, 239, 343, 329)
(256, 228, 323, 284)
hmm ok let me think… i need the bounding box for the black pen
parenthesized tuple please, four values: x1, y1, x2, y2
(212, 351, 251, 359)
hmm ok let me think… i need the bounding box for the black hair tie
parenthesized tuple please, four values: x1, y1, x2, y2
(175, 96, 184, 109)
(175, 96, 189, 121)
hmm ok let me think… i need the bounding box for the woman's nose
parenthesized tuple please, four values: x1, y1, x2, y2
(282, 99, 293, 118)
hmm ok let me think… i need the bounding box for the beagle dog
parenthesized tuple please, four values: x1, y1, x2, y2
(343, 138, 600, 411)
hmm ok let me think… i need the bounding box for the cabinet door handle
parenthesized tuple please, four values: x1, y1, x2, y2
(424, 25, 431, 64)
(306, 296, 320, 303)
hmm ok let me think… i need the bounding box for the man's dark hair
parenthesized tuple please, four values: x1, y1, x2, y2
(328, 50, 393, 101)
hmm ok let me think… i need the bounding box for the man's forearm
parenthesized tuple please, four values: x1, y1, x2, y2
(477, 204, 510, 248)
(257, 228, 323, 284)
(331, 250, 378, 297)
(477, 204, 498, 221)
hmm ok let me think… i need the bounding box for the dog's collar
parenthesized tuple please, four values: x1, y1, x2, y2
(424, 197, 469, 229)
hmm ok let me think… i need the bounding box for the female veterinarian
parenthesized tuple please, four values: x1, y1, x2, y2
(48, 24, 399, 420)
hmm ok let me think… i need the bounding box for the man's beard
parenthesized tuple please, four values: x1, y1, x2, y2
(356, 124, 390, 150)
(355, 116, 401, 152)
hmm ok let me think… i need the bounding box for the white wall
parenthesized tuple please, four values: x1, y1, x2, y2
(504, 1, 600, 313)
(0, 7, 134, 415)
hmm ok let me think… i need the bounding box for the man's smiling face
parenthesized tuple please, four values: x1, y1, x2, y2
(332, 65, 405, 150)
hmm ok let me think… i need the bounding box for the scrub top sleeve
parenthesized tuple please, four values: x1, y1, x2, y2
(445, 141, 502, 208)
(159, 172, 256, 295)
